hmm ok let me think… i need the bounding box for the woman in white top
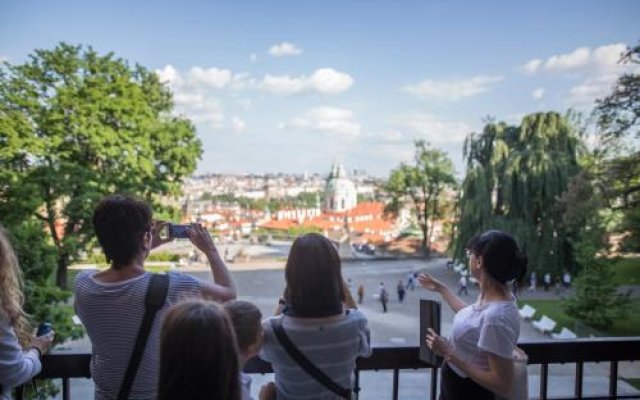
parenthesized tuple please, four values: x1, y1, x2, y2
(420, 230, 527, 400)
(0, 226, 54, 400)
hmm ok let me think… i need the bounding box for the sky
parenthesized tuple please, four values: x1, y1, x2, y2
(1, 1, 639, 177)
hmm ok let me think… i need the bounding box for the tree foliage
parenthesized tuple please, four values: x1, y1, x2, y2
(385, 140, 456, 255)
(563, 227, 631, 330)
(592, 42, 640, 251)
(454, 112, 583, 275)
(0, 43, 202, 288)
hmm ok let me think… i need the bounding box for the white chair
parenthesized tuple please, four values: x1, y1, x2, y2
(518, 304, 536, 320)
(532, 315, 557, 335)
(552, 327, 577, 340)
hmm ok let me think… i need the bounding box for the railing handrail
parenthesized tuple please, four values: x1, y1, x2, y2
(37, 337, 640, 379)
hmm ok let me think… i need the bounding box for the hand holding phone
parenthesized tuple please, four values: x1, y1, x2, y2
(169, 224, 190, 239)
(36, 322, 53, 337)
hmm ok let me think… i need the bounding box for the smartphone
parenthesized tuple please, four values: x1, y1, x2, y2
(168, 224, 190, 239)
(36, 322, 53, 337)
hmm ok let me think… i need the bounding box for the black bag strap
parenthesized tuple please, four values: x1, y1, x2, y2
(270, 318, 351, 399)
(117, 273, 169, 400)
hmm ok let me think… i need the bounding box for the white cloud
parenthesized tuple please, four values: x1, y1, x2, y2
(567, 74, 618, 107)
(522, 43, 629, 74)
(188, 67, 233, 89)
(532, 88, 545, 100)
(405, 76, 503, 101)
(522, 59, 542, 74)
(249, 53, 258, 63)
(310, 68, 354, 93)
(401, 113, 472, 144)
(268, 42, 303, 57)
(156, 65, 183, 86)
(231, 117, 246, 132)
(280, 106, 361, 136)
(261, 74, 307, 94)
(545, 47, 590, 71)
(377, 130, 404, 142)
(260, 68, 353, 95)
(155, 65, 226, 129)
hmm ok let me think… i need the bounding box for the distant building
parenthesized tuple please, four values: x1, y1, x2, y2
(324, 163, 358, 212)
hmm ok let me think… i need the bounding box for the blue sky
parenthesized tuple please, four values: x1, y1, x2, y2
(1, 1, 639, 177)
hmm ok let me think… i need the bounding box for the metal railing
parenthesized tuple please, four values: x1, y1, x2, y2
(15, 337, 640, 400)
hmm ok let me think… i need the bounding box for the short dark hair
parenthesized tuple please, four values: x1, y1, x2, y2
(158, 300, 241, 400)
(224, 300, 262, 352)
(92, 195, 152, 268)
(285, 233, 344, 317)
(466, 230, 528, 288)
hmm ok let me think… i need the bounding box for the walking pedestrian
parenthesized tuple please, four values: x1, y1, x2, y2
(457, 274, 468, 296)
(528, 271, 537, 291)
(357, 283, 364, 304)
(406, 271, 415, 291)
(562, 271, 571, 289)
(543, 272, 551, 292)
(379, 282, 388, 313)
(397, 280, 406, 303)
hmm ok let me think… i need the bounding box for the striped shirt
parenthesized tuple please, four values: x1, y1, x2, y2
(259, 310, 371, 400)
(74, 271, 202, 400)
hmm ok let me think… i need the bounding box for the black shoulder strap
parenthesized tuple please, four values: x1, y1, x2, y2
(270, 318, 351, 399)
(117, 273, 169, 400)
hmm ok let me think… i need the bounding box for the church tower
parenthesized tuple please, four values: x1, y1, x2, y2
(323, 163, 358, 212)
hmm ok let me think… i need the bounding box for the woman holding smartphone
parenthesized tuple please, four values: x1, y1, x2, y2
(419, 230, 527, 400)
(0, 226, 54, 399)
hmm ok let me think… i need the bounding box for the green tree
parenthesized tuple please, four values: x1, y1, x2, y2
(563, 226, 631, 330)
(0, 42, 202, 289)
(385, 140, 457, 255)
(454, 112, 582, 276)
(592, 42, 640, 251)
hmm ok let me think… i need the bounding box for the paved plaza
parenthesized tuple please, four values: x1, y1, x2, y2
(61, 255, 639, 399)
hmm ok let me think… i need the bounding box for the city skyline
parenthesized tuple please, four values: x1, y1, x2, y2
(1, 1, 639, 177)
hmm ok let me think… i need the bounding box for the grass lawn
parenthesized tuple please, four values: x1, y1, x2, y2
(624, 378, 640, 391)
(610, 257, 640, 285)
(517, 299, 640, 337)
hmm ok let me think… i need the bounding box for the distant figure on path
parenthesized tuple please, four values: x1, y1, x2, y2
(457, 274, 468, 296)
(357, 283, 365, 304)
(379, 282, 388, 313)
(397, 280, 406, 303)
(406, 271, 416, 291)
(528, 271, 537, 291)
(543, 272, 551, 292)
(562, 271, 571, 289)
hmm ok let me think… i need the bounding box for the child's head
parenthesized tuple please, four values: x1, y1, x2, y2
(224, 300, 263, 361)
(158, 300, 240, 400)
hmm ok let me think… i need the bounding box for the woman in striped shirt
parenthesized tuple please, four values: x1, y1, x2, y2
(260, 233, 371, 400)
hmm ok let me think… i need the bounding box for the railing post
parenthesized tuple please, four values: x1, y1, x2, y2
(354, 369, 360, 399)
(15, 385, 23, 400)
(575, 361, 583, 399)
(609, 360, 618, 399)
(392, 369, 399, 400)
(540, 363, 548, 400)
(430, 367, 438, 400)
